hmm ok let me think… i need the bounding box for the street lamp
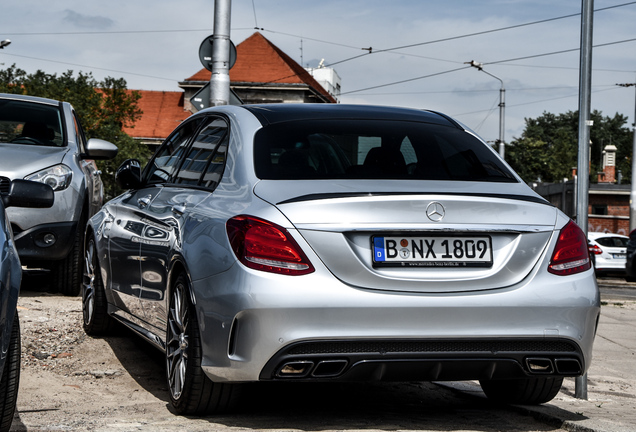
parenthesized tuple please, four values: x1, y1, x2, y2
(466, 60, 506, 159)
(617, 82, 636, 232)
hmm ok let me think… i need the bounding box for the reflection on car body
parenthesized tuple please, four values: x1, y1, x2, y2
(83, 104, 600, 416)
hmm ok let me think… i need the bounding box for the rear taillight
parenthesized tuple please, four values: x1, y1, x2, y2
(226, 215, 314, 276)
(588, 244, 603, 255)
(548, 220, 592, 276)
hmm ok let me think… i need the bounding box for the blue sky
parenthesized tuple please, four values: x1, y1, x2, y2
(1, 0, 634, 145)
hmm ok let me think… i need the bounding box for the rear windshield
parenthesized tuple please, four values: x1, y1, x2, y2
(0, 99, 65, 147)
(253, 119, 517, 182)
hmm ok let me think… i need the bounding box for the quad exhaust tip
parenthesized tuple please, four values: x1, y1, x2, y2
(277, 359, 348, 378)
(526, 357, 582, 375)
(526, 358, 554, 374)
(554, 358, 582, 375)
(278, 361, 314, 377)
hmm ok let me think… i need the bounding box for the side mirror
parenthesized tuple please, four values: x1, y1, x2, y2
(3, 180, 54, 209)
(115, 159, 142, 190)
(84, 138, 119, 160)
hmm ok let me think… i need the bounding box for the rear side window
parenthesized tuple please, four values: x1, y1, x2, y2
(0, 99, 64, 147)
(175, 118, 228, 189)
(253, 120, 516, 182)
(144, 116, 229, 191)
(596, 236, 628, 248)
(145, 118, 204, 184)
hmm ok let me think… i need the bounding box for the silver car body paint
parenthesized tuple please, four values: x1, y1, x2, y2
(88, 104, 600, 386)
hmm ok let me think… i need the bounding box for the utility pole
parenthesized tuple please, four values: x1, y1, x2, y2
(575, 0, 594, 400)
(466, 60, 506, 159)
(617, 83, 636, 232)
(210, 0, 232, 106)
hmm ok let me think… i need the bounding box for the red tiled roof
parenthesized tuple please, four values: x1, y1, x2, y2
(185, 32, 335, 103)
(123, 90, 190, 139)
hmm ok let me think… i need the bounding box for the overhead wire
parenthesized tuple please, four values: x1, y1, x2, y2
(354, 84, 619, 96)
(251, 0, 259, 30)
(473, 92, 502, 133)
(452, 86, 621, 118)
(486, 37, 636, 65)
(344, 37, 636, 95)
(0, 52, 177, 82)
(1, 1, 634, 92)
(340, 66, 469, 95)
(325, 1, 636, 68)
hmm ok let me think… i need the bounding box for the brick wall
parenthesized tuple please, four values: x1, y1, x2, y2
(588, 216, 630, 235)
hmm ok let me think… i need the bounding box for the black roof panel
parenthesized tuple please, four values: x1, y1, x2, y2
(240, 104, 461, 128)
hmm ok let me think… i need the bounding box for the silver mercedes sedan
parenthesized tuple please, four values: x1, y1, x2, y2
(83, 104, 599, 415)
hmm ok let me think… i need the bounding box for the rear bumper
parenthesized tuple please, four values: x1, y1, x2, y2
(594, 256, 626, 273)
(259, 338, 584, 382)
(194, 263, 600, 384)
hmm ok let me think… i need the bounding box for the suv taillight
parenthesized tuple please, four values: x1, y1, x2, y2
(226, 215, 314, 276)
(548, 221, 592, 276)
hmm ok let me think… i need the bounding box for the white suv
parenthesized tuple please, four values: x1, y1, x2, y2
(0, 93, 118, 295)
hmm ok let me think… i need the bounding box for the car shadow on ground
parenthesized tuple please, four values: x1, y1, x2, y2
(19, 272, 587, 431)
(203, 380, 583, 431)
(93, 327, 582, 431)
(100, 323, 171, 403)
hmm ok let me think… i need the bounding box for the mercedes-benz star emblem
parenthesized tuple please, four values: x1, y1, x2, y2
(426, 202, 445, 222)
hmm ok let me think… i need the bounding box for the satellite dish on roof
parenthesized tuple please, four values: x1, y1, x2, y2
(199, 35, 237, 72)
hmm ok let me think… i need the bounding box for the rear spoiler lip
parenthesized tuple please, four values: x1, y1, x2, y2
(277, 191, 552, 207)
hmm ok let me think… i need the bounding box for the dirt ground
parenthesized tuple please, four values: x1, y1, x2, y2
(14, 290, 175, 431)
(14, 281, 616, 432)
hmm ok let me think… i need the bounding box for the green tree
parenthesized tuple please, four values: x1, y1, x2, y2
(507, 110, 633, 184)
(0, 64, 151, 198)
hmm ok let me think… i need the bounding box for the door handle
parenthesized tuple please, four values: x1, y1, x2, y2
(138, 195, 152, 208)
(172, 204, 186, 216)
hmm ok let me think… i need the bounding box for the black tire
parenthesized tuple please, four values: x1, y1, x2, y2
(53, 220, 84, 296)
(480, 377, 563, 405)
(0, 315, 20, 432)
(166, 273, 240, 415)
(82, 236, 114, 335)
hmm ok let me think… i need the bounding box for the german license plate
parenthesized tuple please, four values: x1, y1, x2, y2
(613, 253, 626, 259)
(373, 235, 493, 267)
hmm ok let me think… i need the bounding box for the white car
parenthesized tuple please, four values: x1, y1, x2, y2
(588, 232, 628, 275)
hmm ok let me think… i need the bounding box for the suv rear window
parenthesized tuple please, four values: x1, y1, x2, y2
(253, 119, 516, 182)
(0, 99, 64, 147)
(596, 236, 628, 248)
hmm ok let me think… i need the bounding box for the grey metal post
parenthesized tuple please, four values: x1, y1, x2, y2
(499, 86, 506, 159)
(210, 0, 232, 107)
(627, 84, 636, 232)
(465, 61, 505, 159)
(575, 0, 594, 400)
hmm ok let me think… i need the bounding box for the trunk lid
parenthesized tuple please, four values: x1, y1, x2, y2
(254, 180, 559, 293)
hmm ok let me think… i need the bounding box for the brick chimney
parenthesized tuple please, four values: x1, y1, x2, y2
(597, 144, 617, 183)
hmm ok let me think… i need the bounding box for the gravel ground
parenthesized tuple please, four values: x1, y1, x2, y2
(11, 285, 579, 432)
(14, 290, 172, 431)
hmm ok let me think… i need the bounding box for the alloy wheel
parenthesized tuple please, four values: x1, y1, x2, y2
(166, 281, 189, 400)
(82, 240, 96, 326)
